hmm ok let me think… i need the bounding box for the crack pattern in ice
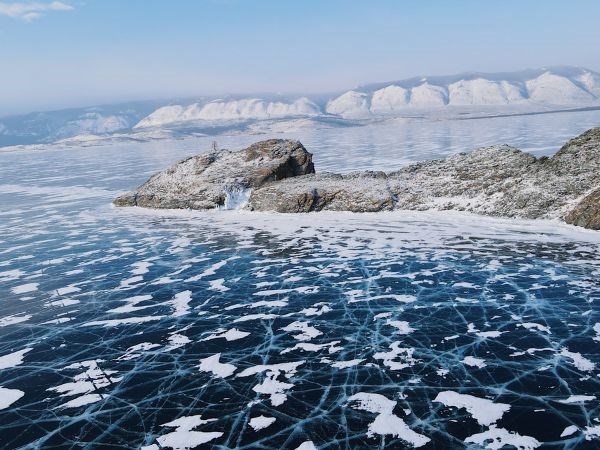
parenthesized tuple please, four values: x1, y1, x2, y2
(1, 139, 600, 448)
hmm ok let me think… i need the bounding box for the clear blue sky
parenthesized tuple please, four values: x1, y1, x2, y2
(1, 0, 600, 116)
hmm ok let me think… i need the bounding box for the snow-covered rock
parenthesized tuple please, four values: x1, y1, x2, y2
(114, 139, 314, 210)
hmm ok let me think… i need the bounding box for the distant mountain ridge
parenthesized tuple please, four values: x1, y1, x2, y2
(1, 66, 599, 147)
(325, 66, 600, 118)
(134, 97, 322, 129)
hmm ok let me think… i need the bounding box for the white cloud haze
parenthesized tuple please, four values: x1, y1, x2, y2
(0, 1, 72, 21)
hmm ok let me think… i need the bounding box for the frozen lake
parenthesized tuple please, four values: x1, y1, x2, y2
(1, 111, 599, 448)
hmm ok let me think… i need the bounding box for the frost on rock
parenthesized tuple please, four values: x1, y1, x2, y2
(113, 139, 314, 210)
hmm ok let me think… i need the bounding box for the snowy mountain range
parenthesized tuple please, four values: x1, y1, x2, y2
(135, 97, 321, 128)
(325, 67, 600, 118)
(1, 66, 599, 147)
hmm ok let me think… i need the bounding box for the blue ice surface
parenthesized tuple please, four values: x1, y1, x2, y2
(0, 112, 599, 449)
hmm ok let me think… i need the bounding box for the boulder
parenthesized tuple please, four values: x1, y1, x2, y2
(564, 188, 600, 230)
(113, 139, 314, 209)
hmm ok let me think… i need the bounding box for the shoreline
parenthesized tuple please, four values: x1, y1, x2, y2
(111, 204, 600, 244)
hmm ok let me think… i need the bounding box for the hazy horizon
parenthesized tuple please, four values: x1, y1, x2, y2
(2, 0, 600, 116)
(2, 64, 599, 119)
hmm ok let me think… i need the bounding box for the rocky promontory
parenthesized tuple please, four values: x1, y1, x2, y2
(113, 139, 314, 210)
(114, 127, 600, 230)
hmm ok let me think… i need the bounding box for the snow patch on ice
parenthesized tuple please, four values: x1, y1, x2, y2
(463, 356, 487, 368)
(559, 348, 595, 372)
(0, 314, 31, 327)
(248, 415, 276, 431)
(198, 353, 236, 378)
(201, 328, 250, 342)
(0, 386, 25, 410)
(155, 415, 223, 450)
(281, 321, 322, 341)
(347, 392, 430, 446)
(11, 282, 38, 294)
(465, 425, 541, 449)
(434, 391, 510, 426)
(0, 347, 32, 370)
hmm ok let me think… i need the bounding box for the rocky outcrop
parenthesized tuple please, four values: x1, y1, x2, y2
(115, 128, 600, 230)
(113, 139, 314, 209)
(565, 188, 600, 230)
(247, 171, 396, 213)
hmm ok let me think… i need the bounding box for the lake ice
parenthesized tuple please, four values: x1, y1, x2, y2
(0, 111, 599, 448)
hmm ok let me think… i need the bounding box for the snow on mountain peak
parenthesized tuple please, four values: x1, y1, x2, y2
(409, 82, 448, 107)
(324, 67, 600, 118)
(135, 97, 320, 128)
(526, 72, 595, 104)
(448, 78, 525, 105)
(325, 91, 370, 119)
(370, 85, 409, 114)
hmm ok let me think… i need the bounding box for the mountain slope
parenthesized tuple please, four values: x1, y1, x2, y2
(135, 97, 320, 128)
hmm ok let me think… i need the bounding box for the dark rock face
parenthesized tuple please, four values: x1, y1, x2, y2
(564, 188, 600, 230)
(114, 128, 600, 230)
(113, 139, 314, 209)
